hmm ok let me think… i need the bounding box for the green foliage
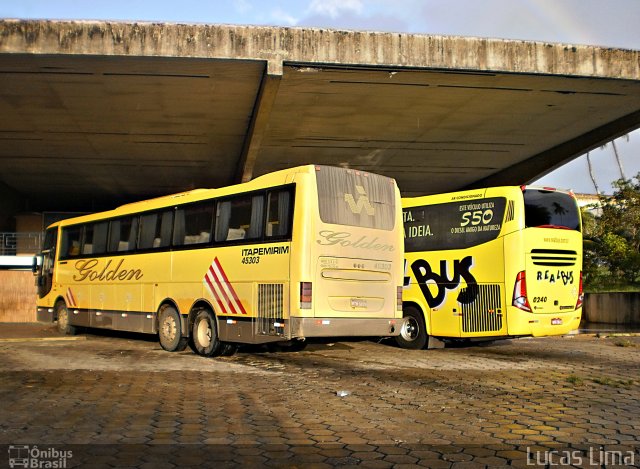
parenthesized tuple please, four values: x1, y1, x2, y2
(565, 375, 584, 386)
(582, 173, 640, 291)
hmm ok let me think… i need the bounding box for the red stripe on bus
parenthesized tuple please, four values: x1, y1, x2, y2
(208, 264, 239, 315)
(213, 258, 247, 314)
(67, 288, 76, 307)
(204, 271, 228, 315)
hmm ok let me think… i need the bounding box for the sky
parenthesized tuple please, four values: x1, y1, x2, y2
(2, 0, 639, 194)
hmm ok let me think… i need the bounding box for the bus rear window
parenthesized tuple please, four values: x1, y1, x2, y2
(315, 166, 395, 230)
(523, 189, 580, 231)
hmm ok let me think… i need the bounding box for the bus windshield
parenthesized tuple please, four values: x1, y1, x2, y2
(315, 166, 396, 230)
(523, 189, 580, 231)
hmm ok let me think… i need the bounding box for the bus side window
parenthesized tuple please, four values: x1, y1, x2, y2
(215, 194, 264, 242)
(266, 190, 291, 238)
(246, 195, 264, 239)
(159, 211, 173, 248)
(82, 222, 108, 255)
(215, 201, 232, 242)
(82, 224, 94, 255)
(93, 222, 108, 254)
(139, 213, 157, 250)
(109, 217, 139, 253)
(62, 226, 82, 258)
(174, 202, 214, 246)
(142, 210, 173, 249)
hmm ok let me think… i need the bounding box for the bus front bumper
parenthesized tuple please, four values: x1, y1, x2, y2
(290, 317, 400, 338)
(36, 307, 55, 323)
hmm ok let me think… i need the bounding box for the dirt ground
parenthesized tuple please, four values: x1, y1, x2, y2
(0, 326, 638, 468)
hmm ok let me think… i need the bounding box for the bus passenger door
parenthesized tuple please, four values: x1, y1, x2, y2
(37, 228, 58, 299)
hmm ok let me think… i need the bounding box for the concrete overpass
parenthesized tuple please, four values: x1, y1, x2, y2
(1, 19, 639, 230)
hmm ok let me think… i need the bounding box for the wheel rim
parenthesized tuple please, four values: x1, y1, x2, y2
(162, 315, 177, 342)
(196, 318, 212, 348)
(400, 316, 419, 342)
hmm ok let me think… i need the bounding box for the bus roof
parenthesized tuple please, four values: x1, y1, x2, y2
(402, 185, 574, 207)
(47, 165, 315, 229)
(45, 164, 398, 230)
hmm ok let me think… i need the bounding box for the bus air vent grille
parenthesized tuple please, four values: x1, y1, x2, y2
(257, 283, 284, 335)
(460, 284, 503, 333)
(505, 200, 515, 222)
(530, 249, 577, 267)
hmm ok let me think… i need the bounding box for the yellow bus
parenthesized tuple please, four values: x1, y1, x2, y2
(398, 185, 583, 349)
(35, 165, 403, 356)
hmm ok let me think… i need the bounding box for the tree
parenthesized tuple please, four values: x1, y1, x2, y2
(586, 152, 600, 194)
(600, 135, 628, 181)
(583, 173, 640, 290)
(611, 140, 626, 180)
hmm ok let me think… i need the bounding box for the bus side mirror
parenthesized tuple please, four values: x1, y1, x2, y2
(32, 255, 42, 275)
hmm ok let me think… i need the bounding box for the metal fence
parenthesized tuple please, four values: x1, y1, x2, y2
(0, 232, 43, 256)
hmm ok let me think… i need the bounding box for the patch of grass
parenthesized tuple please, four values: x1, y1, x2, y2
(613, 339, 637, 347)
(592, 377, 615, 386)
(566, 375, 584, 386)
(591, 377, 635, 388)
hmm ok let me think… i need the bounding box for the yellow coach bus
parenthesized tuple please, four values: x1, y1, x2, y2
(398, 185, 583, 349)
(35, 165, 403, 356)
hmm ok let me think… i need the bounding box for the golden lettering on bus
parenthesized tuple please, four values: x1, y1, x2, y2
(316, 230, 394, 252)
(73, 258, 144, 282)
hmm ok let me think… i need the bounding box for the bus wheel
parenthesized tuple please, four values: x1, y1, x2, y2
(158, 305, 188, 352)
(55, 301, 77, 335)
(191, 309, 224, 357)
(395, 306, 427, 349)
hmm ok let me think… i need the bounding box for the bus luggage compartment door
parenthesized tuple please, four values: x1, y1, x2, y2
(315, 256, 393, 318)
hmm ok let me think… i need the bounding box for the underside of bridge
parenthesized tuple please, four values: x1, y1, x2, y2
(0, 20, 639, 230)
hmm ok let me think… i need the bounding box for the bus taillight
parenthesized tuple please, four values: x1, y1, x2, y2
(512, 271, 532, 312)
(397, 286, 403, 311)
(300, 282, 312, 309)
(576, 271, 584, 309)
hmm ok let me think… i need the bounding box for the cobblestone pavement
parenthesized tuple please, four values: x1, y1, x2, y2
(0, 328, 639, 468)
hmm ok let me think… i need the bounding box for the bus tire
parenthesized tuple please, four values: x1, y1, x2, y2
(191, 309, 224, 357)
(395, 306, 428, 350)
(56, 300, 77, 335)
(158, 305, 188, 352)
